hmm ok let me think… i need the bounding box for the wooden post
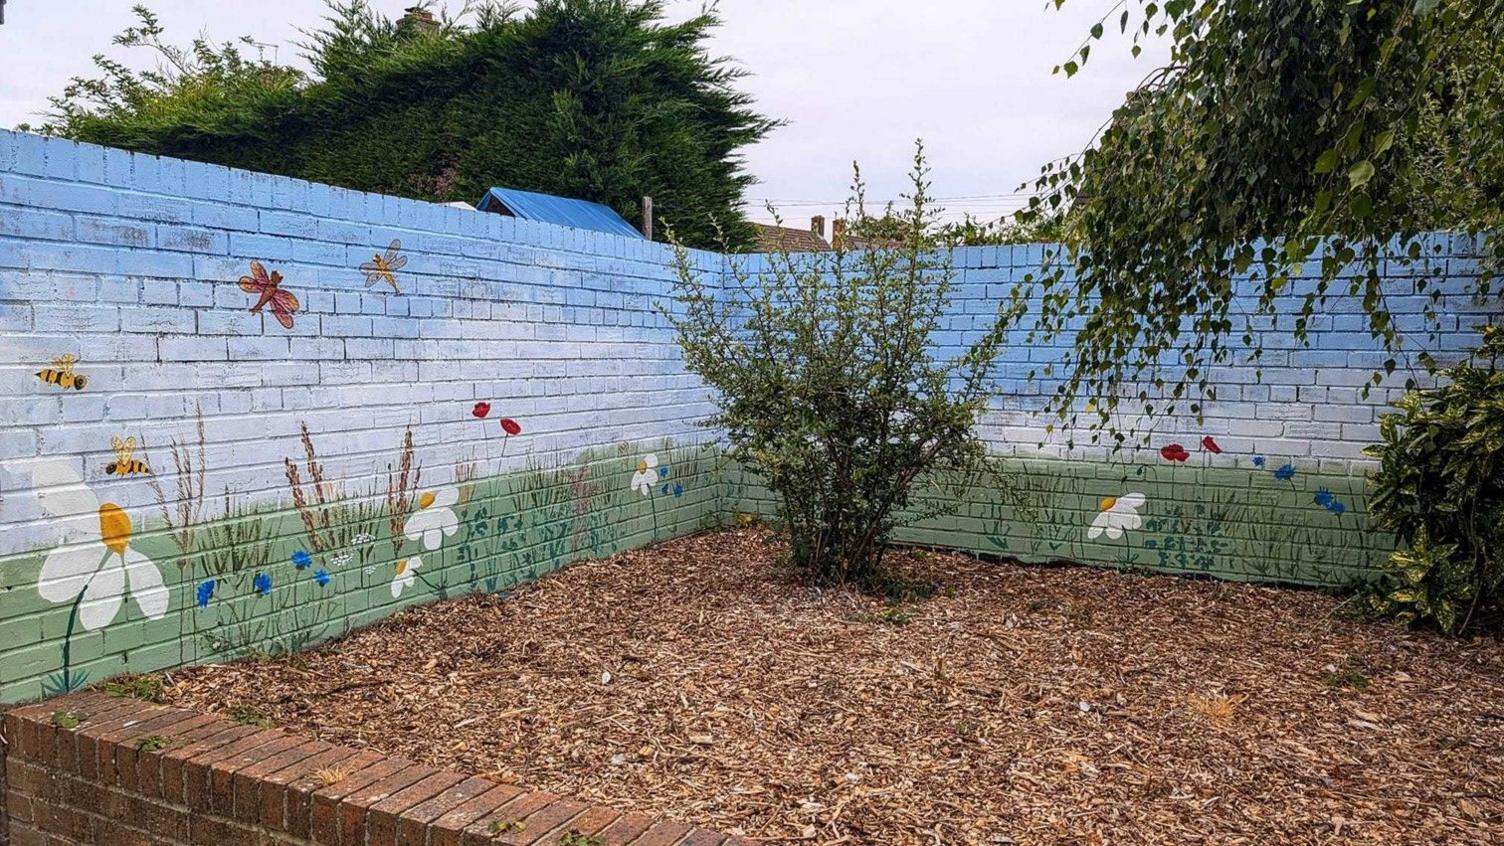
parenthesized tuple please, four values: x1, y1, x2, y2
(641, 196, 654, 240)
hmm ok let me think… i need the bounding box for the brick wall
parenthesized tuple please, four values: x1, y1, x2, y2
(0, 130, 725, 704)
(1, 127, 1494, 710)
(721, 238, 1491, 584)
(1, 690, 740, 846)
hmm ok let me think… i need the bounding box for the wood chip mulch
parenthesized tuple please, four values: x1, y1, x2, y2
(158, 528, 1504, 845)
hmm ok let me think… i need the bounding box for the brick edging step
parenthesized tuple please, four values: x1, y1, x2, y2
(2, 690, 746, 846)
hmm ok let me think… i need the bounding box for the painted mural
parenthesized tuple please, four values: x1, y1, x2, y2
(360, 239, 407, 294)
(34, 354, 87, 391)
(3, 404, 718, 702)
(729, 451, 1382, 587)
(4, 129, 1474, 708)
(238, 260, 300, 329)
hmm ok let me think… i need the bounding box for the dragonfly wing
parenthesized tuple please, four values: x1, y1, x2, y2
(269, 289, 299, 329)
(388, 255, 407, 271)
(270, 302, 295, 330)
(238, 277, 264, 293)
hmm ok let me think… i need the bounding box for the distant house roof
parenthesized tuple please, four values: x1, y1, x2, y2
(752, 222, 831, 253)
(476, 187, 644, 239)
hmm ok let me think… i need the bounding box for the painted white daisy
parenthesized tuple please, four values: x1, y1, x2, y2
(630, 453, 659, 496)
(404, 487, 459, 551)
(1087, 493, 1147, 540)
(30, 462, 169, 630)
(391, 556, 422, 598)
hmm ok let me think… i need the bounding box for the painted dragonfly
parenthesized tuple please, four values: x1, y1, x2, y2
(360, 239, 408, 294)
(239, 260, 300, 330)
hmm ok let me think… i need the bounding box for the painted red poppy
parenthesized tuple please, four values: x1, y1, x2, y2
(1160, 443, 1190, 462)
(1201, 435, 1223, 454)
(500, 418, 522, 436)
(472, 402, 491, 419)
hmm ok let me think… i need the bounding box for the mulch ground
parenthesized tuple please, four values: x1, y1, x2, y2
(158, 528, 1504, 845)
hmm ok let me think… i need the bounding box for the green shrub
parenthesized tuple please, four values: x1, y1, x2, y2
(1364, 325, 1504, 633)
(667, 143, 1020, 586)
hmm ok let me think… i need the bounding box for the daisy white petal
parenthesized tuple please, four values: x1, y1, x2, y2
(123, 548, 169, 620)
(78, 559, 126, 631)
(38, 544, 105, 604)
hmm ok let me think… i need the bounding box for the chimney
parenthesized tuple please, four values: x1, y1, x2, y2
(831, 218, 846, 249)
(401, 6, 439, 32)
(810, 215, 825, 241)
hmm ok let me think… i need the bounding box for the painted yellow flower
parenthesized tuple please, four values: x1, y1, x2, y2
(1087, 492, 1146, 540)
(30, 462, 169, 630)
(391, 555, 422, 598)
(630, 453, 659, 495)
(404, 487, 459, 551)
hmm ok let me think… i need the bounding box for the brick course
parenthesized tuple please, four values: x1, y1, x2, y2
(1, 692, 744, 846)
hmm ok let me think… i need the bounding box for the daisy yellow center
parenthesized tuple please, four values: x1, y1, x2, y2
(395, 559, 409, 575)
(419, 491, 436, 509)
(637, 459, 648, 473)
(99, 503, 132, 555)
(1099, 496, 1118, 512)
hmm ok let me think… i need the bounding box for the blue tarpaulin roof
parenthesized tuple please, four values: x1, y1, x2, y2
(476, 187, 644, 239)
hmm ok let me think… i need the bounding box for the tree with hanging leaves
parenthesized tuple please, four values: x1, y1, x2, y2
(1023, 1, 1503, 633)
(1015, 0, 1502, 443)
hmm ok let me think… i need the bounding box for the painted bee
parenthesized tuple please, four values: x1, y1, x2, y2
(105, 436, 150, 476)
(36, 354, 87, 391)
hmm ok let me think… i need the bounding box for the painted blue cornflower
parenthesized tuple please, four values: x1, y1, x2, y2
(196, 579, 216, 609)
(672, 483, 684, 498)
(313, 568, 331, 587)
(253, 572, 272, 596)
(658, 466, 670, 479)
(291, 549, 312, 570)
(1314, 489, 1347, 515)
(1273, 463, 1296, 481)
(1251, 455, 1266, 468)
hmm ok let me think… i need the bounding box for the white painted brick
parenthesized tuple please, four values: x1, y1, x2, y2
(0, 130, 1488, 702)
(158, 335, 229, 361)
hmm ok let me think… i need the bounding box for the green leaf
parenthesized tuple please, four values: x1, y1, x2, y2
(1314, 148, 1340, 174)
(1347, 159, 1376, 188)
(1347, 77, 1376, 109)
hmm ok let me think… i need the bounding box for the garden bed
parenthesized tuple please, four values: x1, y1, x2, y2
(156, 528, 1504, 845)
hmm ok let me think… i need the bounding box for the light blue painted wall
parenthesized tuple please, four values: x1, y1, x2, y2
(0, 130, 726, 702)
(0, 129, 1493, 702)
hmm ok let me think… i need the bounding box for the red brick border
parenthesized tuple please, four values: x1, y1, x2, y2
(0, 691, 745, 846)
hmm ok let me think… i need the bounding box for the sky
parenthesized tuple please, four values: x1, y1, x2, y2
(0, 0, 1169, 227)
